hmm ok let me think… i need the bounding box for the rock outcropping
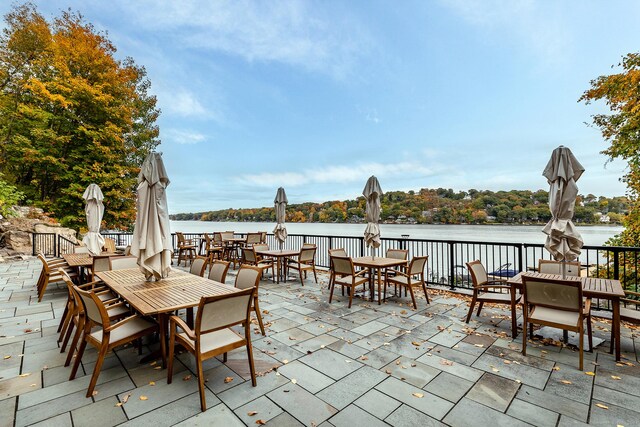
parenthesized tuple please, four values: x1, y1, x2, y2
(0, 207, 78, 258)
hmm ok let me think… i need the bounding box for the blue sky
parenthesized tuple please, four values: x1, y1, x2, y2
(9, 1, 639, 213)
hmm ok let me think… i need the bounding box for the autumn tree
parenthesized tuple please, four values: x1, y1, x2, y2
(580, 53, 640, 245)
(0, 4, 160, 230)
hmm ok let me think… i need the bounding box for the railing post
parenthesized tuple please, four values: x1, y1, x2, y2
(449, 242, 456, 290)
(54, 234, 58, 257)
(329, 236, 333, 250)
(613, 249, 620, 280)
(359, 237, 365, 257)
(517, 244, 524, 273)
(32, 233, 36, 256)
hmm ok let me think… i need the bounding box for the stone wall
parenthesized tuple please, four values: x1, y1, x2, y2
(0, 207, 77, 256)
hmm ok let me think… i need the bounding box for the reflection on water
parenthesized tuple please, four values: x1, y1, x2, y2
(170, 221, 622, 247)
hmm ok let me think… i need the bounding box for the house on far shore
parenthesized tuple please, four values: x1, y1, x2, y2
(595, 212, 610, 223)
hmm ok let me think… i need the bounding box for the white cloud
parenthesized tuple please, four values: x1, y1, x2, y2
(163, 129, 207, 145)
(235, 161, 445, 188)
(118, 0, 372, 79)
(159, 89, 207, 118)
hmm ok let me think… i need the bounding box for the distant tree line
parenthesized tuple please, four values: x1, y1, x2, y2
(171, 188, 629, 225)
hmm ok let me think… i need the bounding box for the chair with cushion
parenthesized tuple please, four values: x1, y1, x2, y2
(286, 245, 318, 286)
(189, 256, 209, 277)
(102, 238, 117, 253)
(245, 232, 262, 247)
(465, 260, 517, 323)
(176, 232, 197, 266)
(37, 253, 78, 302)
(70, 285, 158, 397)
(109, 256, 138, 270)
(327, 248, 348, 290)
(74, 246, 90, 254)
(241, 247, 274, 282)
(203, 233, 223, 262)
(123, 245, 131, 256)
(208, 260, 230, 283)
(167, 287, 257, 411)
(521, 275, 593, 370)
(538, 259, 581, 276)
(235, 266, 266, 335)
(329, 255, 368, 308)
(384, 255, 429, 309)
(385, 248, 409, 294)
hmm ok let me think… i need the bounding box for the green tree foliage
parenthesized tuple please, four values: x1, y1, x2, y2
(0, 173, 23, 217)
(0, 4, 160, 230)
(580, 53, 640, 246)
(171, 188, 629, 226)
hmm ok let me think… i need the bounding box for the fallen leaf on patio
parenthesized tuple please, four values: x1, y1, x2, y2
(154, 366, 162, 370)
(440, 359, 453, 366)
(139, 395, 148, 401)
(515, 379, 522, 383)
(383, 343, 390, 346)
(611, 376, 622, 380)
(291, 379, 297, 384)
(115, 402, 123, 407)
(224, 377, 234, 383)
(411, 341, 421, 347)
(283, 359, 289, 364)
(385, 369, 392, 374)
(29, 383, 36, 387)
(122, 394, 131, 404)
(3, 355, 10, 359)
(150, 361, 157, 366)
(320, 345, 325, 349)
(247, 411, 258, 416)
(289, 336, 296, 340)
(410, 363, 416, 367)
(400, 310, 407, 315)
(256, 420, 266, 425)
(595, 403, 608, 409)
(19, 373, 31, 377)
(503, 360, 511, 365)
(345, 360, 352, 363)
(262, 310, 269, 314)
(560, 380, 572, 385)
(616, 363, 625, 367)
(412, 393, 424, 398)
(396, 360, 401, 365)
(149, 381, 156, 386)
(183, 375, 192, 381)
(491, 368, 500, 373)
(553, 366, 560, 371)
(474, 344, 484, 348)
(585, 372, 596, 376)
(24, 329, 32, 333)
(92, 391, 99, 396)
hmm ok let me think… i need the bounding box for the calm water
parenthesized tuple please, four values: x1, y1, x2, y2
(170, 221, 622, 247)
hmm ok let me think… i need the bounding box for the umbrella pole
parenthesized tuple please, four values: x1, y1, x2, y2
(279, 241, 283, 251)
(372, 247, 375, 260)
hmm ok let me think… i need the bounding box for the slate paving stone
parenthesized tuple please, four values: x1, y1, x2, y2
(316, 365, 387, 410)
(218, 371, 289, 409)
(589, 400, 640, 426)
(277, 359, 335, 393)
(291, 333, 340, 354)
(443, 398, 530, 427)
(267, 383, 338, 426)
(384, 334, 430, 359)
(297, 320, 338, 336)
(361, 347, 401, 369)
(327, 338, 369, 359)
(416, 352, 483, 382)
(544, 362, 594, 405)
(380, 357, 440, 388)
(28, 413, 71, 427)
(70, 396, 127, 427)
(14, 389, 91, 427)
(375, 376, 453, 420)
(384, 404, 446, 427)
(298, 348, 362, 380)
(429, 344, 478, 366)
(593, 384, 640, 414)
(350, 320, 389, 336)
(0, 396, 16, 427)
(263, 412, 305, 426)
(202, 362, 248, 393)
(485, 343, 556, 370)
(516, 385, 589, 422)
(472, 353, 550, 389)
(235, 395, 284, 425)
(271, 327, 315, 346)
(423, 371, 474, 403)
(171, 401, 245, 426)
(353, 388, 402, 420)
(328, 404, 389, 427)
(506, 398, 559, 427)
(595, 367, 640, 397)
(556, 415, 590, 426)
(466, 372, 520, 411)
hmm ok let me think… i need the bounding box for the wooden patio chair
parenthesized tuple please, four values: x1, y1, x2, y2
(203, 233, 223, 262)
(384, 255, 429, 309)
(327, 248, 347, 290)
(241, 247, 274, 282)
(286, 245, 318, 286)
(58, 270, 129, 366)
(208, 260, 230, 283)
(384, 248, 409, 294)
(70, 285, 158, 397)
(329, 255, 368, 308)
(521, 275, 593, 370)
(612, 290, 640, 353)
(176, 232, 197, 266)
(465, 260, 517, 323)
(102, 238, 116, 253)
(167, 287, 257, 411)
(109, 255, 138, 270)
(260, 231, 267, 243)
(538, 259, 581, 276)
(245, 232, 262, 247)
(74, 245, 90, 254)
(235, 265, 266, 335)
(189, 256, 209, 277)
(37, 253, 78, 302)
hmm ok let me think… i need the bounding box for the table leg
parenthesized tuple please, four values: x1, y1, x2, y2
(510, 286, 518, 339)
(613, 297, 621, 361)
(368, 267, 375, 302)
(159, 313, 168, 368)
(377, 268, 382, 305)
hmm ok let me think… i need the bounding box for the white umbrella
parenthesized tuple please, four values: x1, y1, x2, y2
(81, 183, 105, 256)
(363, 176, 382, 258)
(273, 187, 288, 251)
(542, 146, 585, 274)
(130, 152, 172, 280)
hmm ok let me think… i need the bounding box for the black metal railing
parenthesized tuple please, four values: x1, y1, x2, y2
(31, 231, 640, 307)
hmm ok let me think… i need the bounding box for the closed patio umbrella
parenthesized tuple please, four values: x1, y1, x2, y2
(130, 152, 172, 280)
(273, 187, 288, 250)
(81, 183, 105, 256)
(542, 145, 585, 276)
(363, 176, 382, 258)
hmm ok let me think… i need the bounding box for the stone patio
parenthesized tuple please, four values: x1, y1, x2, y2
(1, 259, 640, 426)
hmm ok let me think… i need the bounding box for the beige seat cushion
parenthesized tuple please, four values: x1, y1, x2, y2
(178, 328, 244, 353)
(91, 317, 156, 343)
(530, 306, 580, 327)
(478, 292, 512, 303)
(335, 275, 368, 286)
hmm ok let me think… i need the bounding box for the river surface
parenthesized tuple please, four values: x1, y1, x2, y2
(170, 221, 622, 246)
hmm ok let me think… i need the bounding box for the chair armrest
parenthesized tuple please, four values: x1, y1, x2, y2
(170, 315, 196, 339)
(477, 284, 513, 292)
(583, 298, 592, 314)
(78, 280, 105, 290)
(486, 279, 507, 285)
(354, 270, 368, 278)
(105, 300, 126, 309)
(106, 314, 141, 332)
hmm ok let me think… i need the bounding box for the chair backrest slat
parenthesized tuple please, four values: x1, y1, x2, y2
(73, 284, 108, 326)
(466, 260, 488, 286)
(299, 246, 316, 263)
(235, 266, 261, 290)
(208, 260, 230, 283)
(386, 248, 408, 260)
(221, 231, 234, 240)
(246, 233, 261, 245)
(243, 248, 257, 263)
(523, 276, 582, 311)
(538, 259, 581, 276)
(197, 287, 254, 333)
(190, 256, 208, 276)
(332, 256, 354, 276)
(409, 256, 428, 276)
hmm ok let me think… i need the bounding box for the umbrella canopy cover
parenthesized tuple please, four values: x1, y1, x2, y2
(273, 187, 288, 248)
(363, 175, 382, 251)
(81, 183, 105, 256)
(542, 146, 585, 262)
(130, 152, 172, 280)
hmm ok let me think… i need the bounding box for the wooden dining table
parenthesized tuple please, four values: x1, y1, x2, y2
(507, 271, 625, 361)
(352, 256, 408, 304)
(96, 268, 238, 367)
(255, 249, 299, 283)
